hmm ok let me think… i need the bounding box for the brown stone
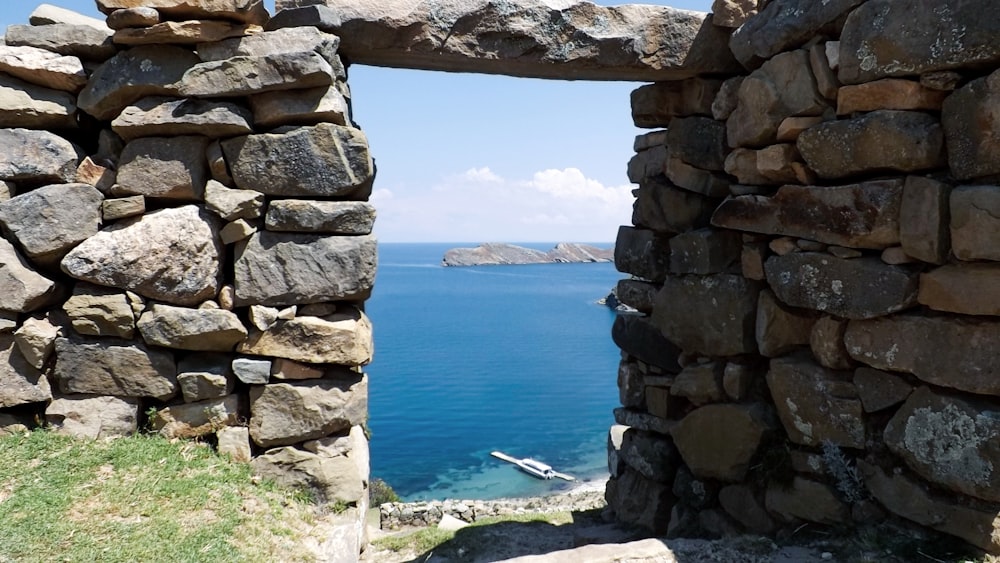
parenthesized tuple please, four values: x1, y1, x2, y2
(809, 43, 840, 101)
(719, 485, 775, 534)
(776, 116, 823, 142)
(854, 367, 912, 413)
(652, 274, 762, 357)
(115, 136, 208, 200)
(767, 355, 864, 448)
(632, 177, 716, 234)
(919, 264, 1000, 316)
(54, 335, 177, 400)
(249, 374, 367, 448)
(216, 426, 251, 462)
(96, 0, 270, 25)
(845, 315, 1000, 396)
(723, 148, 769, 185)
(860, 461, 1000, 554)
(837, 79, 947, 115)
(113, 20, 262, 45)
(900, 176, 950, 264)
(950, 185, 1000, 261)
(152, 395, 239, 439)
(664, 154, 731, 197)
(797, 110, 945, 180)
(606, 468, 674, 534)
(77, 157, 115, 194)
(671, 403, 773, 482)
(0, 334, 51, 408)
(756, 290, 816, 358)
(765, 253, 918, 319)
(810, 316, 853, 370)
(668, 228, 741, 275)
(238, 307, 373, 366)
(765, 477, 849, 524)
(741, 241, 768, 281)
(727, 50, 827, 149)
(711, 0, 757, 28)
(631, 79, 723, 127)
(711, 76, 743, 121)
(670, 363, 724, 406)
(713, 179, 903, 250)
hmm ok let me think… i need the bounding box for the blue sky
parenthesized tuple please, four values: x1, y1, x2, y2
(2, 0, 714, 242)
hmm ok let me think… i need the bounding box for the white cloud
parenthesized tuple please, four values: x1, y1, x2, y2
(370, 167, 633, 242)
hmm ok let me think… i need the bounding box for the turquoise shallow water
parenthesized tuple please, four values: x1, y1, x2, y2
(366, 243, 622, 501)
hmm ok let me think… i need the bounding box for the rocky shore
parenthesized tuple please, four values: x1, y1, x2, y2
(442, 243, 613, 266)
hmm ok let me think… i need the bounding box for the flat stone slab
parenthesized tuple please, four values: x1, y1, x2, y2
(274, 0, 740, 81)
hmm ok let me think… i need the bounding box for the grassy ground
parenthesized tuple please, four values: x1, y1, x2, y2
(0, 430, 334, 562)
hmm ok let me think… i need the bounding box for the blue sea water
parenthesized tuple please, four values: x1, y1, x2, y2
(366, 243, 623, 501)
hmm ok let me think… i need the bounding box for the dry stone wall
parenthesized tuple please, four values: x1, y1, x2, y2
(613, 0, 1000, 553)
(0, 1, 372, 556)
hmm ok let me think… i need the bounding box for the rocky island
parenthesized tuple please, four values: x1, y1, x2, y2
(442, 243, 614, 267)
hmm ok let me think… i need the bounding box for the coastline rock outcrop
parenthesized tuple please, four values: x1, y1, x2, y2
(442, 242, 613, 267)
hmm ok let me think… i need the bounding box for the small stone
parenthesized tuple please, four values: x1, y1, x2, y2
(76, 157, 116, 193)
(232, 357, 271, 384)
(664, 155, 731, 197)
(265, 4, 342, 33)
(298, 303, 337, 317)
(810, 316, 853, 370)
(879, 247, 914, 265)
(31, 4, 110, 29)
(271, 358, 325, 380)
(633, 130, 668, 152)
(220, 219, 257, 244)
(756, 289, 816, 358)
(768, 237, 798, 256)
(828, 246, 862, 259)
(741, 241, 768, 281)
(719, 484, 775, 534)
(217, 426, 251, 462)
(723, 363, 755, 401)
(106, 7, 161, 29)
(77, 45, 197, 121)
(0, 183, 103, 265)
(102, 196, 145, 221)
(776, 116, 823, 142)
(14, 315, 60, 369)
(710, 0, 757, 28)
(152, 395, 239, 439)
(0, 128, 80, 184)
(809, 43, 840, 100)
(836, 79, 947, 115)
(920, 71, 962, 92)
(206, 140, 233, 185)
(218, 285, 235, 311)
(177, 354, 233, 402)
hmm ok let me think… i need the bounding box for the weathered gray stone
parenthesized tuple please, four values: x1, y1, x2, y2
(54, 335, 177, 399)
(767, 356, 864, 448)
(0, 334, 51, 408)
(652, 274, 762, 357)
(217, 426, 251, 462)
(14, 315, 60, 370)
(250, 84, 349, 129)
(78, 45, 197, 120)
(199, 181, 262, 222)
(613, 408, 675, 437)
(668, 228, 741, 275)
(0, 183, 103, 264)
(631, 79, 723, 127)
(606, 467, 674, 534)
(617, 361, 644, 410)
(0, 128, 79, 183)
(232, 357, 271, 384)
(664, 153, 731, 197)
(727, 50, 826, 149)
(943, 71, 1000, 180)
(719, 484, 775, 534)
(729, 0, 863, 69)
(102, 196, 145, 221)
(112, 97, 253, 141)
(810, 316, 853, 370)
(900, 176, 950, 264)
(137, 304, 246, 352)
(115, 135, 208, 200)
(97, 0, 269, 25)
(265, 201, 375, 235)
(798, 111, 945, 180)
(238, 307, 373, 366)
(672, 403, 772, 482)
(633, 130, 668, 152)
(711, 76, 743, 121)
(671, 363, 725, 406)
(611, 315, 681, 374)
(837, 79, 947, 115)
(765, 253, 919, 319)
(0, 45, 87, 92)
(632, 180, 715, 236)
(252, 436, 367, 503)
(765, 477, 849, 525)
(618, 428, 678, 484)
(265, 4, 342, 33)
(222, 124, 373, 198)
(845, 315, 1000, 396)
(627, 146, 667, 184)
(234, 232, 376, 307)
(31, 4, 111, 29)
(292, 0, 740, 81)
(5, 24, 115, 62)
(667, 117, 727, 172)
(62, 284, 134, 339)
(714, 180, 904, 250)
(61, 205, 222, 307)
(153, 395, 239, 439)
(179, 52, 333, 98)
(722, 148, 770, 185)
(0, 237, 61, 313)
(614, 280, 658, 315)
(177, 354, 233, 402)
(106, 7, 161, 29)
(113, 20, 262, 46)
(755, 290, 816, 358)
(46, 394, 139, 439)
(950, 185, 1000, 261)
(919, 264, 1000, 316)
(249, 374, 367, 448)
(861, 461, 1000, 554)
(839, 0, 1000, 85)
(854, 367, 912, 413)
(613, 226, 670, 283)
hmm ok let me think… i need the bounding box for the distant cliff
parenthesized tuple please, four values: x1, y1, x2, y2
(442, 243, 614, 267)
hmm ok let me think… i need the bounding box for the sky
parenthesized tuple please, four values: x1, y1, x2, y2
(1, 0, 714, 242)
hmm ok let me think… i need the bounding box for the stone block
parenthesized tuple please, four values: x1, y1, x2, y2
(217, 426, 252, 462)
(112, 96, 253, 141)
(711, 0, 757, 28)
(614, 407, 676, 436)
(809, 43, 840, 101)
(950, 185, 1000, 261)
(837, 79, 947, 115)
(54, 335, 177, 400)
(0, 334, 51, 408)
(178, 354, 234, 402)
(630, 78, 722, 127)
(5, 23, 115, 62)
(611, 315, 681, 374)
(97, 0, 270, 25)
(671, 403, 773, 482)
(0, 237, 61, 313)
(666, 116, 727, 171)
(711, 76, 743, 121)
(606, 467, 674, 534)
(0, 73, 78, 130)
(627, 145, 667, 184)
(78, 45, 197, 121)
(179, 52, 334, 98)
(14, 315, 60, 370)
(239, 307, 372, 366)
(618, 361, 644, 409)
(45, 395, 138, 439)
(670, 362, 724, 406)
(652, 274, 762, 357)
(152, 395, 240, 439)
(249, 374, 367, 448)
(664, 154, 730, 197)
(137, 304, 247, 352)
(719, 485, 775, 534)
(250, 84, 349, 129)
(619, 429, 678, 484)
(767, 355, 864, 448)
(233, 357, 271, 384)
(0, 183, 103, 265)
(112, 20, 262, 46)
(810, 315, 853, 370)
(765, 477, 849, 524)
(919, 264, 1000, 316)
(668, 228, 741, 275)
(0, 44, 87, 93)
(63, 284, 134, 339)
(106, 7, 160, 29)
(116, 135, 209, 200)
(614, 279, 659, 314)
(102, 196, 145, 221)
(265, 200, 375, 235)
(613, 226, 671, 283)
(755, 290, 816, 358)
(0, 128, 79, 184)
(853, 367, 912, 413)
(899, 176, 950, 264)
(776, 116, 823, 142)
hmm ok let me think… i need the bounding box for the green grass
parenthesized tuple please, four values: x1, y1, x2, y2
(0, 430, 328, 562)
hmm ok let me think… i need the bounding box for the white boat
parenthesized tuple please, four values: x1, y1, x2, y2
(491, 451, 575, 481)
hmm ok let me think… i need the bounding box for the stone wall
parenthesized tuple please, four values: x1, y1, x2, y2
(0, 1, 373, 556)
(611, 0, 1000, 553)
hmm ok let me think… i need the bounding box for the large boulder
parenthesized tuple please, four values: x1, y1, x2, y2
(222, 124, 373, 198)
(767, 356, 864, 449)
(0, 237, 61, 313)
(112, 97, 253, 141)
(0, 128, 79, 183)
(284, 0, 739, 80)
(78, 45, 197, 120)
(137, 304, 247, 351)
(45, 395, 139, 439)
(233, 232, 376, 307)
(712, 179, 903, 249)
(61, 205, 222, 307)
(672, 403, 773, 482)
(0, 334, 52, 408)
(0, 74, 78, 129)
(96, 0, 270, 25)
(249, 375, 367, 448)
(651, 274, 762, 356)
(238, 307, 373, 366)
(0, 183, 103, 265)
(54, 335, 177, 400)
(764, 253, 919, 319)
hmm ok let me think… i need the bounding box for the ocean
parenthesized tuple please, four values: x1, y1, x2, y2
(366, 243, 623, 501)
